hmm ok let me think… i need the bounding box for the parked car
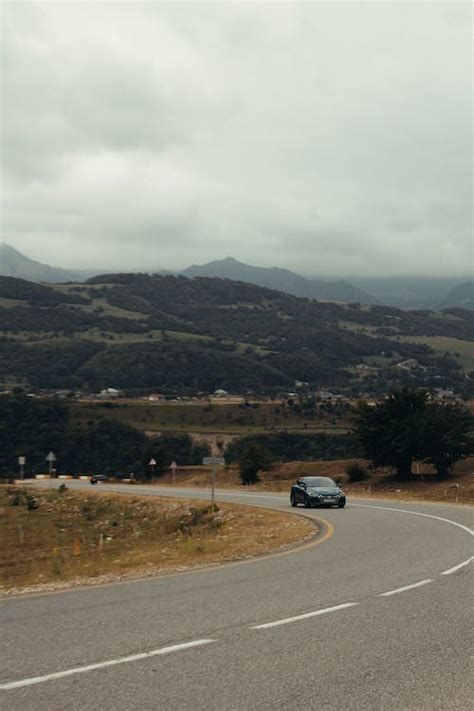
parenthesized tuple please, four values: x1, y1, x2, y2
(90, 474, 108, 485)
(290, 476, 346, 508)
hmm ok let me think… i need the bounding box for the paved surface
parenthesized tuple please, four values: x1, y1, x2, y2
(1, 482, 473, 710)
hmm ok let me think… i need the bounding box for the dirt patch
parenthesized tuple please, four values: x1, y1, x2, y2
(0, 487, 316, 596)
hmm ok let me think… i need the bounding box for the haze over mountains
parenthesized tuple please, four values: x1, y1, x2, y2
(182, 257, 376, 304)
(0, 244, 101, 284)
(0, 244, 472, 310)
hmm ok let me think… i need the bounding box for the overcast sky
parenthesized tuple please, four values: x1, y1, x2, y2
(1, 1, 472, 277)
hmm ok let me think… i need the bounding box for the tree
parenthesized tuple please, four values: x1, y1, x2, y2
(353, 389, 474, 481)
(420, 403, 473, 479)
(353, 389, 429, 480)
(237, 443, 273, 485)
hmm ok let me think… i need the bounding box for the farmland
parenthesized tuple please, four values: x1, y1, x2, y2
(70, 399, 352, 436)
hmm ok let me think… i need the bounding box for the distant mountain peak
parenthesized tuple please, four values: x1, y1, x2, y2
(182, 257, 377, 304)
(0, 243, 102, 284)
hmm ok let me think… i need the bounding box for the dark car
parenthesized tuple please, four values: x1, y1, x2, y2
(290, 476, 346, 508)
(90, 474, 108, 485)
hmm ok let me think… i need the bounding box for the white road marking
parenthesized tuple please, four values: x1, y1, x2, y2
(0, 639, 216, 691)
(351, 503, 473, 537)
(251, 602, 358, 630)
(441, 556, 473, 576)
(379, 579, 432, 597)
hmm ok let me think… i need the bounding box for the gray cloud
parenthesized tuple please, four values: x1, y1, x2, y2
(1, 1, 472, 277)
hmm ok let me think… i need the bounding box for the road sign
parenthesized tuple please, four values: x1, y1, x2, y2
(203, 457, 225, 503)
(148, 458, 157, 467)
(170, 460, 177, 469)
(203, 457, 225, 466)
(45, 451, 57, 479)
(18, 456, 26, 481)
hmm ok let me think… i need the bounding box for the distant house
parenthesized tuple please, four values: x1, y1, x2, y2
(99, 387, 121, 398)
(433, 388, 456, 401)
(147, 393, 165, 401)
(315, 390, 335, 401)
(396, 359, 419, 370)
(214, 389, 229, 397)
(294, 380, 309, 388)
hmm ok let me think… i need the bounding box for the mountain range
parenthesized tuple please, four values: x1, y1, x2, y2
(0, 243, 472, 310)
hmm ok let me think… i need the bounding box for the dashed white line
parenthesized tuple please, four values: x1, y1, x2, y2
(251, 602, 359, 630)
(378, 579, 433, 597)
(0, 639, 216, 691)
(441, 556, 473, 576)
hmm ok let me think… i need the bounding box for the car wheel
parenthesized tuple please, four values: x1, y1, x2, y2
(338, 501, 346, 508)
(290, 494, 297, 507)
(304, 495, 312, 508)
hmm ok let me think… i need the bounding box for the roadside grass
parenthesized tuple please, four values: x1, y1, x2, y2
(156, 458, 474, 506)
(0, 488, 316, 594)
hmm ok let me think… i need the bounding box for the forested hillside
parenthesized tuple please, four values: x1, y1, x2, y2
(1, 274, 473, 395)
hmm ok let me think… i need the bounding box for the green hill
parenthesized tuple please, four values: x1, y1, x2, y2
(1, 274, 472, 395)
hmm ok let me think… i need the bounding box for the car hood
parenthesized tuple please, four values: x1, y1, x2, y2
(307, 487, 342, 496)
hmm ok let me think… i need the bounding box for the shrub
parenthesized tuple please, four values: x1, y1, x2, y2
(346, 462, 368, 483)
(26, 495, 39, 511)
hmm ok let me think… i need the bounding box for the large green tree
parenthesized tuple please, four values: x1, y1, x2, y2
(419, 402, 473, 479)
(353, 389, 473, 480)
(237, 443, 274, 485)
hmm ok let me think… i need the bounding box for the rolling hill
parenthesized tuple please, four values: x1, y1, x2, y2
(1, 273, 472, 396)
(183, 257, 377, 304)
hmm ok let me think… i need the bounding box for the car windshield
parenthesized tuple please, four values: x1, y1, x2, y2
(305, 477, 337, 488)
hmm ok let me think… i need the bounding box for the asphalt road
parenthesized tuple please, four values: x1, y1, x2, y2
(1, 482, 473, 710)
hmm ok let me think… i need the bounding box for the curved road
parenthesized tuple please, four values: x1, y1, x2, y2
(1, 482, 473, 710)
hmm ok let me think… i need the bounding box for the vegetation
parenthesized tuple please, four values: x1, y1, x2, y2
(0, 395, 208, 478)
(1, 274, 473, 395)
(70, 399, 352, 435)
(237, 443, 274, 485)
(353, 389, 474, 480)
(345, 462, 369, 482)
(226, 431, 360, 466)
(0, 488, 315, 590)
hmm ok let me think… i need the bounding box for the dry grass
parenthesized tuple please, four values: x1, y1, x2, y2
(0, 487, 316, 594)
(158, 458, 474, 505)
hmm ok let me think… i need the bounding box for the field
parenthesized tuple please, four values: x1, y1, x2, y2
(391, 335, 474, 372)
(0, 487, 316, 594)
(70, 400, 351, 435)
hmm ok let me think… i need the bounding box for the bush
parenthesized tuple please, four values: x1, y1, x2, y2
(346, 462, 368, 483)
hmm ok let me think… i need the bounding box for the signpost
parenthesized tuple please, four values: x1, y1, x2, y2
(148, 458, 157, 482)
(202, 457, 225, 503)
(45, 451, 57, 477)
(170, 460, 177, 485)
(18, 456, 26, 481)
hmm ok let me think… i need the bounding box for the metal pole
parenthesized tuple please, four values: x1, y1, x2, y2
(211, 464, 216, 503)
